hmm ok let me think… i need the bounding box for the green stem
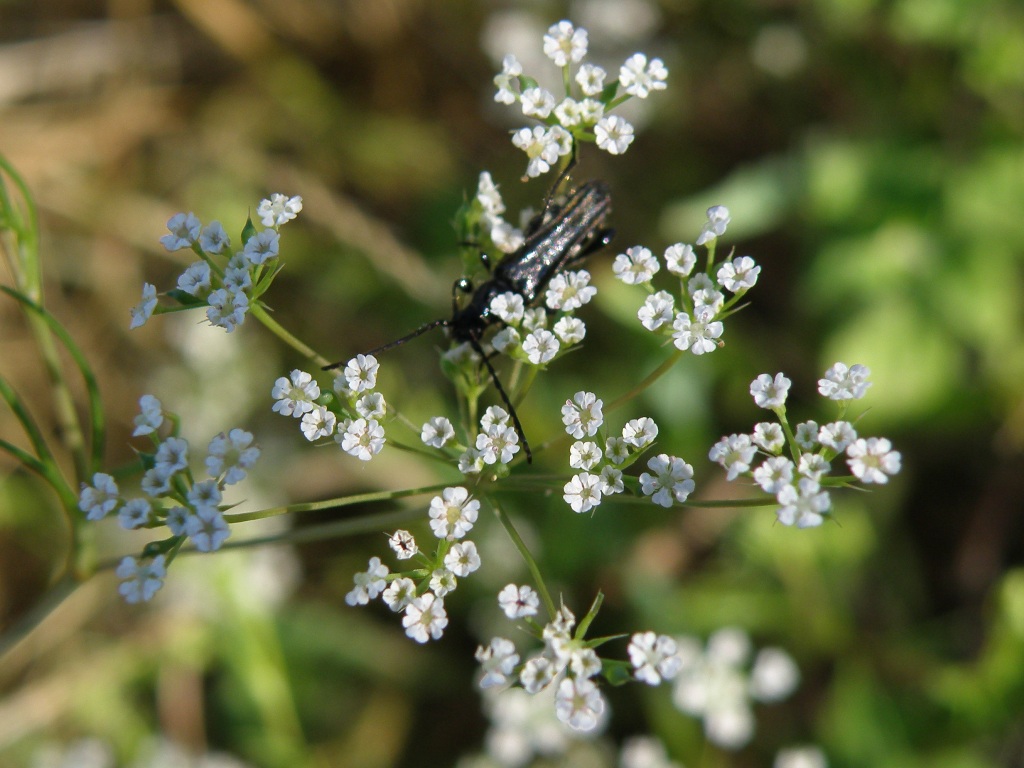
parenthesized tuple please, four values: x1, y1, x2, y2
(223, 482, 452, 524)
(487, 496, 557, 619)
(248, 302, 328, 366)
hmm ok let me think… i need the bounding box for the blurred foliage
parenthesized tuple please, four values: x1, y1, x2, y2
(0, 0, 1022, 767)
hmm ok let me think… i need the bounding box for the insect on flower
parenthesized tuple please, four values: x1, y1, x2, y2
(325, 179, 614, 463)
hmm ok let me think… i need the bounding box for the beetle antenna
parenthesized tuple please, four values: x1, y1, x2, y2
(322, 318, 449, 370)
(468, 336, 533, 464)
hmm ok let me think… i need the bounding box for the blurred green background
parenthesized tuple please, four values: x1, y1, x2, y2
(1, 0, 1023, 766)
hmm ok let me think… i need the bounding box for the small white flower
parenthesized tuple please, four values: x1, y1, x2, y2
(563, 472, 603, 513)
(445, 540, 481, 577)
(604, 436, 630, 465)
(177, 261, 212, 297)
(599, 465, 624, 495)
(818, 362, 872, 400)
(553, 315, 586, 344)
(819, 421, 857, 452)
(116, 555, 166, 603)
(595, 114, 635, 155)
(300, 406, 336, 441)
(522, 328, 560, 364)
(206, 287, 249, 332)
(576, 63, 607, 96)
(846, 437, 901, 483)
(402, 592, 448, 643)
(129, 283, 157, 329)
(498, 584, 540, 619)
(476, 637, 520, 689)
(776, 478, 831, 528)
(160, 212, 201, 251)
(79, 473, 120, 521)
(672, 307, 723, 355)
(521, 86, 555, 118)
(543, 20, 588, 67)
(521, 306, 548, 332)
(430, 568, 457, 597)
(222, 266, 252, 294)
(428, 486, 480, 540)
(491, 326, 521, 354)
(709, 434, 758, 481)
(421, 416, 455, 449)
(629, 632, 683, 685)
(154, 436, 189, 475)
(272, 369, 320, 418)
(243, 229, 280, 265)
(639, 454, 696, 507)
(185, 505, 231, 552)
(118, 498, 152, 530)
(187, 479, 222, 514)
(794, 421, 820, 450)
(493, 54, 522, 104)
(569, 441, 603, 471)
(750, 647, 800, 702)
(387, 529, 418, 560)
(165, 506, 190, 535)
(520, 655, 557, 693)
(554, 97, 584, 126)
(337, 418, 385, 461)
(489, 218, 524, 253)
(798, 453, 831, 481)
(199, 221, 230, 254)
(619, 53, 668, 98)
(206, 428, 259, 485)
(664, 243, 696, 277)
(718, 255, 760, 292)
(638, 290, 676, 331)
(140, 466, 172, 497)
(382, 576, 416, 612)
(256, 193, 303, 227)
(753, 456, 795, 494)
(345, 556, 389, 606)
(695, 205, 731, 246)
(490, 292, 525, 324)
(561, 391, 604, 439)
(458, 447, 485, 475)
(751, 372, 792, 409)
(475, 422, 521, 464)
(354, 392, 386, 420)
(476, 171, 505, 216)
(545, 269, 596, 311)
(132, 394, 164, 436)
(343, 354, 379, 394)
(752, 422, 786, 453)
(554, 676, 606, 732)
(511, 125, 566, 178)
(622, 416, 659, 449)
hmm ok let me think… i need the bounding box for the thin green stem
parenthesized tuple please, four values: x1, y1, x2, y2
(223, 482, 451, 524)
(487, 496, 556, 619)
(248, 302, 328, 365)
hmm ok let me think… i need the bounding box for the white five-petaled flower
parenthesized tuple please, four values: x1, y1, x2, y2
(543, 20, 588, 67)
(521, 86, 556, 118)
(709, 433, 758, 481)
(629, 632, 684, 685)
(199, 221, 230, 254)
(444, 540, 481, 577)
(160, 212, 201, 251)
(751, 372, 792, 409)
(498, 583, 540, 619)
(619, 53, 668, 98)
(129, 283, 157, 329)
(242, 228, 280, 265)
(695, 205, 731, 246)
(402, 592, 448, 643)
(490, 292, 525, 324)
(132, 394, 163, 436)
(382, 577, 416, 612)
(206, 287, 249, 332)
(476, 637, 520, 689)
(428, 486, 480, 540)
(554, 676, 606, 732)
(613, 245, 660, 285)
(595, 114, 635, 155)
(256, 193, 303, 227)
(665, 242, 697, 276)
(421, 416, 455, 449)
(545, 269, 596, 311)
(337, 418, 385, 461)
(754, 456, 796, 494)
(753, 422, 786, 453)
(475, 422, 521, 464)
(622, 416, 659, 449)
(185, 506, 231, 552)
(776, 477, 831, 528)
(522, 329, 560, 365)
(343, 354, 379, 394)
(272, 369, 320, 417)
(561, 391, 604, 439)
(300, 405, 336, 441)
(355, 392, 386, 420)
(346, 556, 389, 606)
(563, 472, 603, 513)
(639, 454, 695, 507)
(638, 290, 676, 331)
(819, 421, 857, 452)
(79, 472, 120, 520)
(205, 429, 259, 484)
(177, 261, 212, 297)
(846, 437, 901, 483)
(818, 362, 872, 400)
(569, 441, 602, 471)
(672, 307, 724, 355)
(493, 54, 523, 104)
(387, 529, 418, 560)
(575, 62, 607, 96)
(154, 436, 189, 476)
(116, 555, 166, 604)
(553, 316, 586, 344)
(718, 255, 760, 292)
(511, 125, 572, 178)
(118, 497, 152, 530)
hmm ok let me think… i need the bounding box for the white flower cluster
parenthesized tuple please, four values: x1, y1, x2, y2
(131, 193, 302, 332)
(455, 404, 522, 473)
(672, 627, 801, 750)
(560, 390, 694, 513)
(494, 20, 668, 177)
(345, 486, 484, 644)
(78, 395, 260, 603)
(615, 206, 759, 356)
(710, 363, 901, 528)
(271, 358, 387, 461)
